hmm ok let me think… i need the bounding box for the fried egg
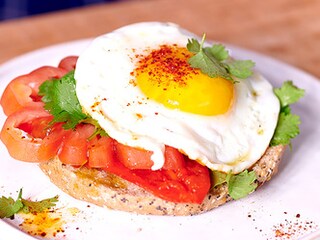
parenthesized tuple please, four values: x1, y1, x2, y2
(75, 22, 280, 173)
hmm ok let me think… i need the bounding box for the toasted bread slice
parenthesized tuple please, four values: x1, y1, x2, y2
(39, 145, 285, 216)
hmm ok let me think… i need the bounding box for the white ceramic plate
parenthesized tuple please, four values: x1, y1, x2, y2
(0, 40, 319, 240)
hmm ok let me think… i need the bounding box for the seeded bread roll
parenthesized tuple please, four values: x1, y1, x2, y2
(39, 145, 285, 216)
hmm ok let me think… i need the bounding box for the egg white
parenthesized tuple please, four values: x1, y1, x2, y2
(75, 22, 280, 173)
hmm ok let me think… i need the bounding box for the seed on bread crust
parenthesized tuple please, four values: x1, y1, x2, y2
(39, 145, 286, 216)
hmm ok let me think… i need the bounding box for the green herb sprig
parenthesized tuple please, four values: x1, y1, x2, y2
(270, 81, 305, 146)
(39, 71, 88, 130)
(187, 34, 255, 82)
(212, 170, 257, 200)
(0, 189, 58, 219)
(39, 71, 107, 136)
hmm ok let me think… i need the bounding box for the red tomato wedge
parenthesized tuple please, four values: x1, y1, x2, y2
(58, 124, 95, 166)
(135, 161, 210, 203)
(101, 155, 210, 204)
(94, 138, 210, 203)
(115, 142, 186, 170)
(88, 136, 115, 168)
(38, 123, 67, 161)
(115, 141, 154, 169)
(0, 106, 52, 162)
(58, 56, 78, 72)
(18, 116, 53, 139)
(163, 146, 186, 170)
(0, 66, 67, 116)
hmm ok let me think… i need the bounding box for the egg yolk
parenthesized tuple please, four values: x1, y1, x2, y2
(134, 45, 234, 116)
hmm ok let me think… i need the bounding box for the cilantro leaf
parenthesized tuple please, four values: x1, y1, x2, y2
(186, 38, 201, 53)
(22, 196, 59, 214)
(187, 35, 232, 80)
(274, 80, 305, 108)
(0, 189, 23, 218)
(0, 189, 58, 219)
(39, 71, 88, 129)
(225, 59, 255, 79)
(271, 81, 304, 146)
(211, 170, 258, 200)
(39, 79, 54, 104)
(205, 44, 229, 61)
(270, 113, 301, 146)
(211, 171, 227, 188)
(39, 71, 108, 136)
(186, 34, 255, 81)
(226, 170, 257, 200)
(189, 48, 232, 80)
(281, 105, 291, 115)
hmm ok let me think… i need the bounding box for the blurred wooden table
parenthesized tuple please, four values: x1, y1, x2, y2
(0, 0, 319, 78)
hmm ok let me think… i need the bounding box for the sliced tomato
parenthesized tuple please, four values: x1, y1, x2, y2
(136, 160, 210, 203)
(115, 141, 154, 169)
(163, 146, 186, 170)
(87, 138, 210, 203)
(58, 124, 95, 166)
(38, 123, 68, 161)
(58, 56, 78, 71)
(115, 142, 187, 170)
(0, 66, 67, 116)
(88, 136, 115, 168)
(100, 141, 209, 203)
(18, 116, 53, 139)
(0, 106, 51, 162)
(102, 156, 210, 204)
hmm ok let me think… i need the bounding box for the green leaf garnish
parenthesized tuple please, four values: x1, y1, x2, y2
(0, 189, 58, 219)
(270, 113, 301, 146)
(270, 81, 305, 146)
(226, 170, 257, 200)
(0, 189, 23, 219)
(225, 60, 255, 79)
(211, 171, 228, 188)
(186, 38, 201, 53)
(39, 71, 108, 137)
(211, 170, 258, 200)
(187, 34, 255, 81)
(21, 195, 59, 214)
(274, 80, 305, 107)
(188, 34, 232, 81)
(206, 44, 229, 61)
(39, 71, 88, 129)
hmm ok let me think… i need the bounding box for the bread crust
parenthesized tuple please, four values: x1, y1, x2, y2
(39, 145, 286, 216)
